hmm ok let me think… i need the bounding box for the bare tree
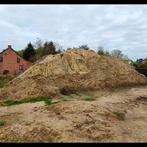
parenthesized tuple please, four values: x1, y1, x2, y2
(34, 38, 43, 49)
(111, 49, 123, 58)
(54, 42, 63, 53)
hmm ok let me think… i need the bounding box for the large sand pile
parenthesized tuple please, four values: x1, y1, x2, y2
(0, 49, 146, 99)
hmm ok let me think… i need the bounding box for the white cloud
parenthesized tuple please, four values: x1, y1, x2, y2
(0, 5, 147, 60)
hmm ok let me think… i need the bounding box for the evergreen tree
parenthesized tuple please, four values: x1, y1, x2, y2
(42, 41, 56, 55)
(97, 46, 111, 56)
(97, 46, 105, 55)
(23, 42, 36, 62)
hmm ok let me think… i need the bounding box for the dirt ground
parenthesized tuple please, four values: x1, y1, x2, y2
(0, 85, 147, 142)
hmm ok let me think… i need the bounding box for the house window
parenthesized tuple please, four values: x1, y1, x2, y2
(0, 57, 3, 62)
(19, 65, 24, 71)
(17, 57, 20, 63)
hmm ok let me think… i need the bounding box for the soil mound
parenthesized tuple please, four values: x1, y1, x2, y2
(0, 49, 146, 99)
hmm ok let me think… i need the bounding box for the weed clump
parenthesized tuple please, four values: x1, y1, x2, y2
(83, 96, 95, 101)
(0, 79, 9, 88)
(112, 111, 126, 121)
(0, 120, 6, 127)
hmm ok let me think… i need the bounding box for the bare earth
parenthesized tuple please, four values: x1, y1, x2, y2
(0, 86, 147, 142)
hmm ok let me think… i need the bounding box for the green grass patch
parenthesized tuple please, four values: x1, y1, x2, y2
(0, 96, 53, 106)
(44, 98, 53, 105)
(2, 99, 21, 106)
(21, 96, 52, 104)
(0, 79, 9, 88)
(112, 111, 126, 121)
(0, 120, 6, 127)
(83, 96, 96, 101)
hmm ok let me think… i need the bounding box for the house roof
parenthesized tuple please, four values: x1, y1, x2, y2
(0, 46, 31, 63)
(0, 47, 18, 55)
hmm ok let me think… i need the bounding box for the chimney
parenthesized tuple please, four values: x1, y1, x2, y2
(8, 45, 12, 48)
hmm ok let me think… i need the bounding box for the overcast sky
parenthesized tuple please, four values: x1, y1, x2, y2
(0, 5, 147, 60)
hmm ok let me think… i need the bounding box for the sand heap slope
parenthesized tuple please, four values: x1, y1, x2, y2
(0, 49, 146, 99)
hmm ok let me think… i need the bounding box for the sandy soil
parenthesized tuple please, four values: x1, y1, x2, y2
(0, 86, 147, 142)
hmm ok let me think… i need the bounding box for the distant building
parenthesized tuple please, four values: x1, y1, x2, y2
(0, 45, 31, 75)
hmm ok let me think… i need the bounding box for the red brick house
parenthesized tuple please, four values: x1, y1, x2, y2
(0, 45, 31, 75)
